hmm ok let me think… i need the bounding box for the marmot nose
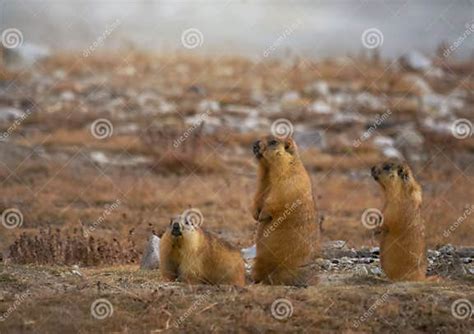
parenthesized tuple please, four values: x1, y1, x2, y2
(171, 222, 181, 236)
(172, 222, 180, 231)
(252, 140, 261, 155)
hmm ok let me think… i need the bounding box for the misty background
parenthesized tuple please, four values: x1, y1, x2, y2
(1, 0, 473, 59)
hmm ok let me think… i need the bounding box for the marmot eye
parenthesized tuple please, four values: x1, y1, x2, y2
(383, 164, 392, 171)
(269, 140, 278, 146)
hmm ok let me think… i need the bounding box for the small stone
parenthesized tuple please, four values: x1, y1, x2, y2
(326, 240, 347, 249)
(370, 267, 382, 276)
(370, 247, 380, 255)
(140, 234, 160, 270)
(357, 248, 372, 258)
(355, 266, 369, 276)
(340, 257, 353, 265)
(359, 257, 374, 264)
(457, 248, 474, 258)
(438, 244, 455, 255)
(399, 51, 432, 72)
(427, 250, 441, 258)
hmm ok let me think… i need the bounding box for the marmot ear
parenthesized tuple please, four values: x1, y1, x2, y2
(284, 138, 296, 154)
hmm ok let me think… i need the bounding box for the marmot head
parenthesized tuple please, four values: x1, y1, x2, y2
(371, 160, 422, 204)
(168, 214, 200, 239)
(252, 135, 297, 166)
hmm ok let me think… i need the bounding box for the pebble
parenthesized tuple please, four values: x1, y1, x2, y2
(438, 244, 455, 255)
(370, 267, 383, 276)
(355, 265, 369, 276)
(370, 247, 380, 255)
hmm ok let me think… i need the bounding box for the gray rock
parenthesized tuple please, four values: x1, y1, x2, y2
(355, 265, 369, 276)
(370, 267, 383, 276)
(3, 43, 50, 68)
(358, 257, 374, 264)
(294, 128, 327, 150)
(340, 257, 353, 265)
(241, 244, 256, 261)
(370, 247, 380, 255)
(324, 240, 347, 250)
(427, 250, 441, 258)
(399, 51, 432, 72)
(304, 80, 330, 97)
(457, 248, 474, 258)
(140, 235, 160, 270)
(438, 244, 455, 255)
(0, 107, 25, 122)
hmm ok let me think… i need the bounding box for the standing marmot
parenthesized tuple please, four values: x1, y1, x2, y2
(252, 135, 319, 285)
(159, 214, 245, 286)
(371, 161, 426, 281)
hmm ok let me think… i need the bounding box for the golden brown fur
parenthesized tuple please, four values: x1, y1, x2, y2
(159, 215, 245, 286)
(251, 135, 319, 285)
(371, 160, 426, 281)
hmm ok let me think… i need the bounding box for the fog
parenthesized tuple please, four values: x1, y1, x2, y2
(1, 0, 473, 58)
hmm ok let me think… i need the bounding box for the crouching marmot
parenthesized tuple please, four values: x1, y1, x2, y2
(159, 214, 245, 286)
(252, 135, 319, 285)
(371, 160, 426, 281)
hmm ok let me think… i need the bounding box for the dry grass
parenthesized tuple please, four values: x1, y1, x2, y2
(0, 264, 472, 333)
(7, 228, 139, 266)
(0, 51, 473, 332)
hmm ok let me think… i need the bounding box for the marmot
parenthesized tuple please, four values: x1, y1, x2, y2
(159, 214, 245, 286)
(371, 160, 426, 281)
(252, 135, 319, 285)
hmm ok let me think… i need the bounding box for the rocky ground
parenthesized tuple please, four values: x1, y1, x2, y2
(0, 51, 473, 332)
(0, 242, 472, 333)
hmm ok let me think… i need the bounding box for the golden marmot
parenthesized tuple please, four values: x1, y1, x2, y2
(251, 135, 319, 285)
(159, 214, 245, 286)
(371, 160, 426, 281)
